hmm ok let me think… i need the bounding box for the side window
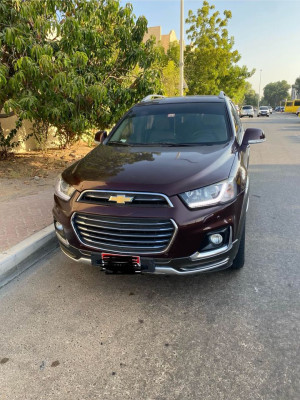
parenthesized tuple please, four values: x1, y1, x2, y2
(229, 102, 243, 143)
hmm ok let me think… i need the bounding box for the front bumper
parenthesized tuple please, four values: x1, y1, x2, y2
(55, 226, 240, 275)
(53, 188, 248, 275)
(241, 112, 254, 117)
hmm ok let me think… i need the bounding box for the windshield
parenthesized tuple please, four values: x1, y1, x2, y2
(242, 105, 252, 110)
(260, 106, 268, 110)
(107, 103, 230, 146)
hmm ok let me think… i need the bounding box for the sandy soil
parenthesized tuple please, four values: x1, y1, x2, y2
(0, 143, 93, 202)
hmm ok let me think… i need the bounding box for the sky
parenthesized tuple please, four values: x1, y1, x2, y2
(120, 0, 300, 95)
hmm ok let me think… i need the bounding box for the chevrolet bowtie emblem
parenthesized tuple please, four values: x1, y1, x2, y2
(108, 195, 134, 204)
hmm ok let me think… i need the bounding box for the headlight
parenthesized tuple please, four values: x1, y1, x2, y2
(55, 175, 76, 201)
(179, 178, 237, 209)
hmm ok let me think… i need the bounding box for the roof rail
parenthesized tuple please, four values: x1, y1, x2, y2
(218, 91, 227, 99)
(141, 94, 166, 102)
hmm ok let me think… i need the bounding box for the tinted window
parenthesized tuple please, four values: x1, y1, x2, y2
(286, 101, 293, 106)
(108, 103, 231, 145)
(242, 106, 253, 110)
(260, 106, 268, 110)
(294, 100, 300, 106)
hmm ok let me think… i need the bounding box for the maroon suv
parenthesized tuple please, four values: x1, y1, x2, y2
(53, 92, 265, 275)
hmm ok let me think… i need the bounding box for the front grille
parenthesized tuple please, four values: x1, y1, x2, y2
(72, 213, 177, 254)
(77, 191, 171, 207)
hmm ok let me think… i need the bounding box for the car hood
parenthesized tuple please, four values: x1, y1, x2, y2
(63, 143, 236, 197)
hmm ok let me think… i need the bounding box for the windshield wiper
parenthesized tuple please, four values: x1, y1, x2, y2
(160, 142, 225, 146)
(149, 142, 203, 147)
(107, 141, 129, 146)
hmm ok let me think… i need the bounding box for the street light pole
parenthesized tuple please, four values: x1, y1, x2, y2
(258, 69, 262, 110)
(179, 0, 184, 96)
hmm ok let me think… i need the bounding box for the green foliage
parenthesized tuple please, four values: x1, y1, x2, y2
(0, 0, 162, 148)
(293, 76, 300, 95)
(155, 43, 168, 66)
(243, 82, 259, 106)
(263, 80, 290, 107)
(162, 61, 179, 97)
(0, 117, 23, 159)
(184, 1, 254, 98)
(167, 42, 180, 67)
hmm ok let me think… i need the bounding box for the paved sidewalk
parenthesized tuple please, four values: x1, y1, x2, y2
(0, 188, 54, 253)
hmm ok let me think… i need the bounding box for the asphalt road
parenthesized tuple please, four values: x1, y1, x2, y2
(0, 113, 299, 400)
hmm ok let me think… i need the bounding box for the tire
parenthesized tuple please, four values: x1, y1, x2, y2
(257, 115, 260, 117)
(231, 222, 245, 269)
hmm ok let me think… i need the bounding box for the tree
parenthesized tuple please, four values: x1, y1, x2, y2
(0, 0, 57, 155)
(155, 43, 168, 67)
(162, 61, 179, 97)
(243, 82, 259, 106)
(263, 81, 290, 108)
(0, 0, 163, 153)
(293, 76, 300, 97)
(184, 1, 254, 98)
(167, 41, 180, 67)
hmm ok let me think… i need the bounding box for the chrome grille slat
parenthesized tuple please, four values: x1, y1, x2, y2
(76, 220, 173, 232)
(77, 190, 172, 207)
(85, 194, 110, 199)
(76, 214, 171, 226)
(82, 237, 166, 250)
(72, 213, 177, 254)
(133, 197, 165, 202)
(80, 231, 170, 244)
(78, 225, 172, 238)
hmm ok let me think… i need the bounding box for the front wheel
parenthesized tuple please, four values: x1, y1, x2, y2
(231, 222, 245, 269)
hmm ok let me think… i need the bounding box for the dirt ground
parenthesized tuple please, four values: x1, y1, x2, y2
(0, 143, 93, 202)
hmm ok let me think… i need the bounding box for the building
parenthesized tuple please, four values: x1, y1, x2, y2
(143, 26, 180, 52)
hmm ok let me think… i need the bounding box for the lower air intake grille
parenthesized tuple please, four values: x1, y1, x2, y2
(72, 213, 176, 254)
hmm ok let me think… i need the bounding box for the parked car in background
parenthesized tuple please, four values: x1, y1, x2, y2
(235, 104, 240, 115)
(258, 106, 270, 117)
(268, 106, 273, 114)
(53, 92, 265, 275)
(240, 105, 254, 118)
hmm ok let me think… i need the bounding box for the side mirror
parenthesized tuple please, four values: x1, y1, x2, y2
(242, 128, 265, 146)
(94, 130, 107, 144)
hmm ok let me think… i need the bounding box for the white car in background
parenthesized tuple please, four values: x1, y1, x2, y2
(257, 106, 270, 117)
(268, 106, 273, 114)
(240, 105, 254, 118)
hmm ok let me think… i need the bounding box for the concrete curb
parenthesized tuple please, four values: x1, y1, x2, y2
(0, 224, 58, 289)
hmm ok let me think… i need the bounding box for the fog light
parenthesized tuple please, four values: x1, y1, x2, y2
(209, 233, 223, 245)
(55, 221, 64, 231)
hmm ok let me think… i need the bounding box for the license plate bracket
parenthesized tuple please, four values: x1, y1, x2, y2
(91, 253, 141, 272)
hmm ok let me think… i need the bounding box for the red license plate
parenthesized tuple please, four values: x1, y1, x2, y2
(101, 253, 141, 267)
